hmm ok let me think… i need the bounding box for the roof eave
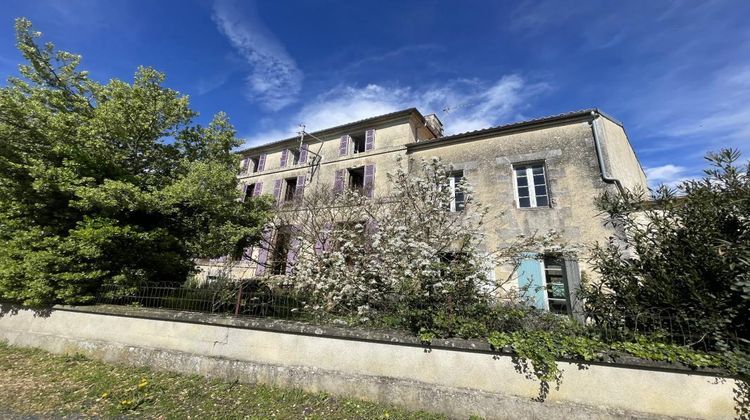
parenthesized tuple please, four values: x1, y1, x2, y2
(236, 108, 424, 155)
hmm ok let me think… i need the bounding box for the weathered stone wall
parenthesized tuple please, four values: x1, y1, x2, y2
(0, 305, 737, 419)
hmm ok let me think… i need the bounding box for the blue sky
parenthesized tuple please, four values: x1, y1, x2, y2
(1, 0, 749, 187)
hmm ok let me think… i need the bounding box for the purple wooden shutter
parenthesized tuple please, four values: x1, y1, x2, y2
(364, 164, 375, 198)
(295, 175, 306, 200)
(257, 153, 266, 171)
(333, 169, 345, 193)
(285, 226, 301, 274)
(253, 182, 263, 197)
(255, 229, 272, 276)
(299, 144, 308, 164)
(365, 129, 375, 151)
(280, 149, 288, 168)
(339, 135, 349, 156)
(240, 157, 250, 173)
(273, 179, 283, 202)
(242, 184, 249, 201)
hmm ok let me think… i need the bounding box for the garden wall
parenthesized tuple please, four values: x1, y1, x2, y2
(0, 304, 737, 419)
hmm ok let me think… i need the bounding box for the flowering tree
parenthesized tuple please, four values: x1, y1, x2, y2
(267, 157, 567, 336)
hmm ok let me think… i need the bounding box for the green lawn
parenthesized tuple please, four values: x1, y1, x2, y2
(0, 342, 444, 419)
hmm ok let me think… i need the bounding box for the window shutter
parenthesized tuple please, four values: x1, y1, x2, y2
(339, 135, 349, 156)
(280, 149, 289, 168)
(242, 184, 249, 201)
(240, 157, 250, 173)
(285, 226, 301, 274)
(333, 169, 345, 193)
(255, 229, 272, 276)
(364, 164, 375, 198)
(299, 144, 308, 164)
(365, 129, 375, 151)
(253, 182, 263, 197)
(517, 253, 545, 310)
(257, 153, 266, 171)
(295, 175, 306, 200)
(273, 179, 283, 202)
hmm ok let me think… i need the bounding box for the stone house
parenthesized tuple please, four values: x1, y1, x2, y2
(199, 108, 647, 316)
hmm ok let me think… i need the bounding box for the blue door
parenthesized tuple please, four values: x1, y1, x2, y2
(517, 254, 546, 309)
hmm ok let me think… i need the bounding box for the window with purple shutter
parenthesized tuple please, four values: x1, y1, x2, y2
(257, 153, 266, 171)
(365, 129, 375, 151)
(299, 144, 308, 164)
(273, 179, 283, 202)
(339, 135, 349, 156)
(255, 229, 272, 276)
(280, 149, 289, 168)
(295, 175, 306, 200)
(333, 169, 345, 193)
(285, 226, 301, 274)
(364, 164, 375, 198)
(240, 157, 250, 173)
(253, 182, 263, 197)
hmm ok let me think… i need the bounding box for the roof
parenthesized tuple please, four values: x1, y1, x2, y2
(237, 108, 424, 155)
(406, 108, 623, 151)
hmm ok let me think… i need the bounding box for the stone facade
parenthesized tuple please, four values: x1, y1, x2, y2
(198, 108, 648, 314)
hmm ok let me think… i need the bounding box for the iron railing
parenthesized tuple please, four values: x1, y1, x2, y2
(95, 281, 309, 321)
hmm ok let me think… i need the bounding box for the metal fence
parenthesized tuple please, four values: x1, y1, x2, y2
(95, 281, 309, 321)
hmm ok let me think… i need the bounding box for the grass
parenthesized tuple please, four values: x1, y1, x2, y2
(0, 342, 444, 419)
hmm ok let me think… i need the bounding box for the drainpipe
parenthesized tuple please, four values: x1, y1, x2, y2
(590, 111, 625, 194)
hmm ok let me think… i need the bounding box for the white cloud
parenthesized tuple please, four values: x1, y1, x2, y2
(239, 74, 549, 148)
(644, 164, 694, 188)
(212, 0, 302, 111)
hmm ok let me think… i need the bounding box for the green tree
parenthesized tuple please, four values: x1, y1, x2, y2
(581, 148, 749, 352)
(0, 18, 272, 306)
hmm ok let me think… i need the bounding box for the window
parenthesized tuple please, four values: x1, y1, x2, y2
(243, 183, 256, 202)
(289, 149, 300, 165)
(348, 167, 365, 192)
(448, 171, 465, 212)
(283, 178, 298, 203)
(270, 227, 292, 275)
(350, 133, 367, 154)
(543, 257, 570, 315)
(514, 163, 549, 208)
(249, 156, 260, 173)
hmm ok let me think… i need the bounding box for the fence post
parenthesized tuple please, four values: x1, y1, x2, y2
(234, 284, 243, 316)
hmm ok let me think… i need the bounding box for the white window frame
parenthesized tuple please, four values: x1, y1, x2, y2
(512, 163, 550, 208)
(447, 171, 465, 212)
(540, 258, 570, 314)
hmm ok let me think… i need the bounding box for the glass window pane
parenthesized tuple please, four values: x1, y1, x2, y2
(515, 167, 527, 176)
(517, 186, 529, 197)
(533, 174, 546, 185)
(532, 166, 544, 175)
(536, 196, 549, 207)
(519, 197, 531, 208)
(516, 176, 528, 186)
(535, 185, 547, 196)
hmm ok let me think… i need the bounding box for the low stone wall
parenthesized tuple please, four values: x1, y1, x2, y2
(0, 304, 738, 419)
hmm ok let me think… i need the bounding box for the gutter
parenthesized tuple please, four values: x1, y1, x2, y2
(590, 111, 625, 193)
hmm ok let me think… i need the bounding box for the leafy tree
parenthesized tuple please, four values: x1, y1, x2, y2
(581, 149, 749, 352)
(0, 19, 272, 306)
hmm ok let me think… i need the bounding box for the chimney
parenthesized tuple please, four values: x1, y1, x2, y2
(424, 113, 444, 138)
